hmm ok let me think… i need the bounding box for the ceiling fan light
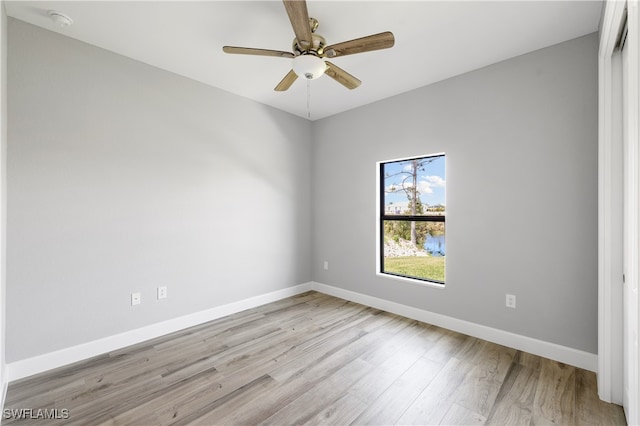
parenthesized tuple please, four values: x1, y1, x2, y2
(292, 55, 326, 80)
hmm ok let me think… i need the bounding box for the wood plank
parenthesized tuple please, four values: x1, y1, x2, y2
(359, 320, 435, 366)
(440, 402, 486, 425)
(96, 368, 226, 426)
(396, 356, 476, 425)
(351, 356, 444, 425)
(301, 393, 368, 426)
(514, 350, 542, 372)
(170, 374, 276, 426)
(531, 358, 575, 425)
(485, 362, 538, 425)
(347, 346, 426, 405)
(453, 341, 516, 416)
(423, 329, 470, 363)
(259, 358, 373, 425)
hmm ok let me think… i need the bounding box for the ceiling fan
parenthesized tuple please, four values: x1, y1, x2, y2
(222, 0, 395, 91)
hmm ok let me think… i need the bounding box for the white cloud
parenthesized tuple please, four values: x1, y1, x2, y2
(415, 176, 446, 198)
(423, 175, 446, 188)
(417, 181, 434, 195)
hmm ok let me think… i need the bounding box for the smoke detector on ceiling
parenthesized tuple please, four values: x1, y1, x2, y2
(48, 10, 73, 28)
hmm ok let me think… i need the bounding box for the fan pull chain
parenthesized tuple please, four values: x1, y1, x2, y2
(306, 79, 311, 120)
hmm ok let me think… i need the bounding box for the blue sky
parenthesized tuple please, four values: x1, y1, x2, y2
(383, 155, 446, 208)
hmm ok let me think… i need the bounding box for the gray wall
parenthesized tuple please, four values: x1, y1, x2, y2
(312, 33, 599, 353)
(7, 19, 312, 362)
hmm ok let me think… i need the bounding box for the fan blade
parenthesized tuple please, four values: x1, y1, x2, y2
(323, 31, 395, 58)
(275, 69, 299, 91)
(223, 46, 295, 58)
(324, 61, 361, 90)
(283, 0, 313, 51)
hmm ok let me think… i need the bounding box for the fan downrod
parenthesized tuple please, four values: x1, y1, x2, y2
(292, 17, 326, 57)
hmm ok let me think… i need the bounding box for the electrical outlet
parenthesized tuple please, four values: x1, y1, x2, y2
(506, 294, 516, 309)
(158, 286, 167, 300)
(131, 292, 141, 306)
(323, 261, 329, 270)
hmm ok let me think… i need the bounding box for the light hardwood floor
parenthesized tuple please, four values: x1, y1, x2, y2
(3, 291, 626, 425)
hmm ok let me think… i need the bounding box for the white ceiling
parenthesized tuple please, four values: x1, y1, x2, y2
(5, 1, 603, 120)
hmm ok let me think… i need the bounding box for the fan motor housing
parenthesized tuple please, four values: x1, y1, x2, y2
(293, 33, 326, 57)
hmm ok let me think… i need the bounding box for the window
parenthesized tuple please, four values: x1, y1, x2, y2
(379, 154, 446, 284)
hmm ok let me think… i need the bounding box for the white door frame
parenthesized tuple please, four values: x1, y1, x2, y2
(599, 0, 626, 405)
(599, 3, 640, 423)
(621, 8, 640, 421)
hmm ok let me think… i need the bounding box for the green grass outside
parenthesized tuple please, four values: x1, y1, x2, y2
(384, 256, 445, 282)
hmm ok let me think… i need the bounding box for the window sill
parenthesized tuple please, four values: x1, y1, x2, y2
(377, 272, 446, 289)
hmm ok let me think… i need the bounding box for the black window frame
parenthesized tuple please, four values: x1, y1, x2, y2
(379, 154, 446, 285)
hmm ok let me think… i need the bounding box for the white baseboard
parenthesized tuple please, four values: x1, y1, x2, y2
(6, 283, 313, 382)
(5, 280, 597, 384)
(310, 282, 598, 372)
